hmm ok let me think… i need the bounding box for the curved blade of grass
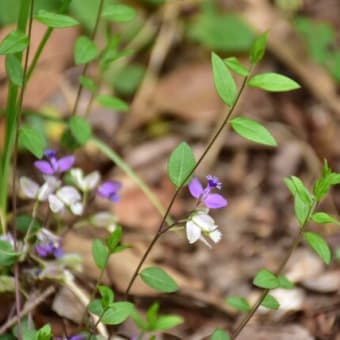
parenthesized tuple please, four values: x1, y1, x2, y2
(91, 137, 172, 225)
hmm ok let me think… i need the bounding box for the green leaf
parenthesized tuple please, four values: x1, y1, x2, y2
(106, 226, 122, 253)
(69, 116, 92, 145)
(140, 267, 178, 293)
(0, 275, 15, 293)
(112, 64, 145, 96)
(304, 232, 331, 264)
(253, 269, 279, 289)
(131, 308, 146, 330)
(35, 10, 79, 28)
(278, 275, 294, 289)
(96, 94, 129, 112)
(153, 315, 183, 331)
(102, 4, 136, 23)
(211, 52, 237, 106)
(101, 302, 134, 325)
(98, 285, 114, 308)
(211, 328, 231, 340)
(146, 302, 159, 329)
(224, 57, 249, 77)
(167, 142, 196, 188)
(0, 240, 17, 267)
(34, 324, 52, 340)
(6, 54, 23, 86)
(92, 239, 108, 270)
(248, 73, 300, 92)
(88, 299, 103, 316)
(230, 116, 277, 146)
(225, 296, 251, 311)
(261, 294, 280, 310)
(249, 32, 268, 64)
(74, 36, 98, 65)
(0, 31, 28, 55)
(16, 214, 41, 234)
(79, 75, 97, 93)
(19, 126, 46, 158)
(187, 12, 254, 52)
(313, 161, 334, 201)
(311, 212, 339, 224)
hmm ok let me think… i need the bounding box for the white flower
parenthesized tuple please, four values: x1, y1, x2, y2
(20, 176, 61, 201)
(70, 168, 100, 192)
(185, 211, 222, 248)
(90, 212, 117, 232)
(48, 186, 83, 215)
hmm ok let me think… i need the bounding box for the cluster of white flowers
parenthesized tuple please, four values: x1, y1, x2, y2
(20, 168, 100, 216)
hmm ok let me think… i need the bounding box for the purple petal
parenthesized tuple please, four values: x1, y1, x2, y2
(36, 243, 53, 257)
(44, 149, 57, 158)
(204, 193, 228, 209)
(188, 177, 203, 199)
(69, 335, 86, 340)
(34, 160, 55, 175)
(53, 245, 64, 258)
(57, 155, 75, 172)
(97, 181, 121, 198)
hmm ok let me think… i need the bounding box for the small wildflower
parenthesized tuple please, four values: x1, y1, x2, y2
(20, 176, 61, 201)
(55, 335, 86, 340)
(35, 228, 64, 258)
(70, 168, 100, 192)
(48, 186, 83, 215)
(185, 210, 222, 247)
(188, 175, 227, 209)
(34, 149, 75, 175)
(97, 180, 121, 202)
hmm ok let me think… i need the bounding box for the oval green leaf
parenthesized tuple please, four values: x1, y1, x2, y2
(69, 116, 92, 145)
(74, 36, 98, 65)
(0, 31, 28, 54)
(249, 32, 268, 64)
(311, 212, 339, 225)
(35, 10, 79, 28)
(230, 116, 277, 146)
(261, 294, 280, 310)
(248, 73, 300, 92)
(212, 52, 237, 107)
(304, 232, 331, 264)
(102, 4, 136, 23)
(6, 54, 23, 86)
(96, 94, 129, 112)
(253, 269, 279, 289)
(167, 142, 196, 188)
(211, 328, 231, 340)
(140, 267, 178, 293)
(19, 126, 46, 158)
(225, 296, 251, 311)
(92, 239, 108, 270)
(224, 57, 249, 77)
(101, 302, 134, 325)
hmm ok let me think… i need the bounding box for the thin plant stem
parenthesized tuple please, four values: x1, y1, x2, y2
(125, 72, 251, 297)
(10, 2, 35, 337)
(231, 200, 317, 339)
(71, 0, 105, 116)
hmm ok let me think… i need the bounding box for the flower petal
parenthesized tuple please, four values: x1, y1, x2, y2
(57, 186, 81, 205)
(204, 193, 228, 209)
(192, 212, 215, 231)
(97, 180, 121, 198)
(57, 155, 75, 172)
(209, 229, 222, 243)
(70, 202, 84, 216)
(84, 171, 100, 190)
(188, 177, 203, 199)
(48, 194, 64, 213)
(70, 168, 84, 189)
(186, 221, 201, 244)
(20, 177, 39, 199)
(34, 160, 54, 175)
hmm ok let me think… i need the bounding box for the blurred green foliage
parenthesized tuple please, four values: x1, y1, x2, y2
(187, 1, 255, 52)
(295, 16, 340, 82)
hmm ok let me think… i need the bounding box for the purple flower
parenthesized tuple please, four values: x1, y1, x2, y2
(55, 335, 86, 340)
(97, 180, 121, 202)
(34, 149, 75, 175)
(188, 175, 227, 209)
(35, 242, 64, 258)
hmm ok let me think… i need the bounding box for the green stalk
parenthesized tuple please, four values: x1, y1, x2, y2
(0, 0, 31, 233)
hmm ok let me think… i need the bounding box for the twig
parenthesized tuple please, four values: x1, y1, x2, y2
(0, 286, 56, 334)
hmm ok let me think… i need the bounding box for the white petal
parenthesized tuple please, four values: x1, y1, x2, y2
(83, 171, 100, 190)
(20, 177, 39, 199)
(48, 194, 64, 213)
(192, 213, 216, 231)
(70, 202, 84, 215)
(91, 212, 116, 227)
(57, 186, 81, 205)
(70, 168, 84, 190)
(209, 229, 222, 243)
(186, 221, 201, 244)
